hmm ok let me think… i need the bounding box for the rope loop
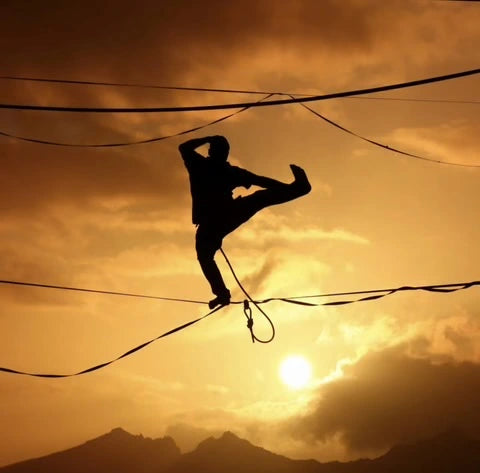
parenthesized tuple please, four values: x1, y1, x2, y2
(220, 248, 276, 344)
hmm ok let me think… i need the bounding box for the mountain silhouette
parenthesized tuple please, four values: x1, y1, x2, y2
(166, 431, 319, 473)
(0, 428, 180, 473)
(363, 428, 480, 473)
(1, 427, 479, 473)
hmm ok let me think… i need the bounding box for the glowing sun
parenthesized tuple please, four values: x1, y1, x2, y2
(279, 355, 312, 389)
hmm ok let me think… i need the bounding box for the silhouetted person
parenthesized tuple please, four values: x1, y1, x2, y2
(179, 135, 311, 309)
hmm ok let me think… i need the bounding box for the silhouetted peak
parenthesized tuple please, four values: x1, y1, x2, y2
(195, 430, 253, 452)
(108, 427, 132, 438)
(220, 431, 243, 442)
(85, 427, 135, 445)
(82, 427, 178, 454)
(0, 428, 181, 473)
(173, 429, 299, 473)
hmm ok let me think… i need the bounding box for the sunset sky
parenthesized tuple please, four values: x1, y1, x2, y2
(1, 0, 480, 467)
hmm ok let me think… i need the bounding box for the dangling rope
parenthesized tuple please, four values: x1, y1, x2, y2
(219, 248, 275, 344)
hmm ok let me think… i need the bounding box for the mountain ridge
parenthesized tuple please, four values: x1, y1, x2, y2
(0, 427, 180, 473)
(1, 427, 479, 473)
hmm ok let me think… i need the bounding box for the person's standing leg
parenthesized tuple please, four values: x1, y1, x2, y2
(195, 225, 231, 307)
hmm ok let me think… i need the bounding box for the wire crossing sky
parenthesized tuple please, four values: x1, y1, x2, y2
(1, 279, 478, 378)
(1, 80, 478, 166)
(0, 94, 275, 147)
(293, 99, 480, 168)
(1, 278, 478, 307)
(2, 74, 480, 104)
(0, 68, 478, 112)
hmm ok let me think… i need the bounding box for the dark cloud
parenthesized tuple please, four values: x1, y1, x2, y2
(0, 140, 188, 216)
(289, 344, 480, 455)
(3, 0, 474, 88)
(1, 0, 478, 216)
(2, 0, 376, 74)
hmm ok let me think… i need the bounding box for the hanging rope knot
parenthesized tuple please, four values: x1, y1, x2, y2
(243, 299, 255, 343)
(244, 299, 253, 327)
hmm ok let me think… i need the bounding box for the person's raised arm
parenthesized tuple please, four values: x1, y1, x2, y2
(178, 136, 214, 161)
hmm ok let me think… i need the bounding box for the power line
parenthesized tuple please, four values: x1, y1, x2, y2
(2, 72, 478, 166)
(1, 89, 478, 168)
(291, 96, 480, 168)
(346, 96, 480, 105)
(0, 68, 478, 113)
(0, 94, 275, 147)
(0, 74, 273, 95)
(2, 74, 479, 105)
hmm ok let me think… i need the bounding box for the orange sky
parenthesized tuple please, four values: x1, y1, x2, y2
(1, 0, 480, 467)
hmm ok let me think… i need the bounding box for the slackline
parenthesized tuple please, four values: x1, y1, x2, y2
(0, 279, 478, 377)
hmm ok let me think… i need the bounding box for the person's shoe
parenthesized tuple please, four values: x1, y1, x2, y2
(208, 289, 231, 309)
(289, 164, 311, 196)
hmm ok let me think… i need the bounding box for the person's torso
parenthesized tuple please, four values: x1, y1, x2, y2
(187, 159, 245, 224)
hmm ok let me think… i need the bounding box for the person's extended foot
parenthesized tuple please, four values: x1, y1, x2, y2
(290, 164, 311, 195)
(208, 289, 231, 309)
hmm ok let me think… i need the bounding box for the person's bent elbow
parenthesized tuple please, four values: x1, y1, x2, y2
(178, 141, 189, 156)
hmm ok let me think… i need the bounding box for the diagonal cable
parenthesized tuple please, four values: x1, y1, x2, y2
(0, 68, 478, 113)
(0, 94, 275, 147)
(290, 95, 480, 168)
(2, 74, 479, 104)
(0, 305, 223, 378)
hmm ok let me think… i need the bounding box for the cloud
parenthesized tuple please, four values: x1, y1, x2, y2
(232, 212, 370, 247)
(3, 1, 479, 98)
(385, 121, 480, 167)
(1, 0, 478, 218)
(288, 343, 480, 457)
(239, 252, 280, 294)
(0, 140, 187, 216)
(238, 224, 370, 246)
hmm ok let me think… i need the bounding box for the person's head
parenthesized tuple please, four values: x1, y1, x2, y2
(208, 135, 230, 162)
